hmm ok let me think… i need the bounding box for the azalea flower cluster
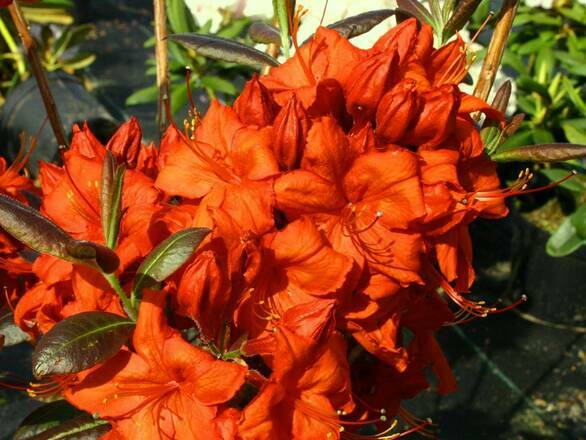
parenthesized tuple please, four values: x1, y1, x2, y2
(2, 18, 520, 439)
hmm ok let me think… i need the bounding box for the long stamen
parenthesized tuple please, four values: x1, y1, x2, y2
(286, 0, 315, 85)
(468, 169, 577, 204)
(341, 204, 397, 267)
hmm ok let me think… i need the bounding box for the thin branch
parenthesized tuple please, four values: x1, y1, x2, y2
(8, 1, 68, 147)
(473, 0, 519, 103)
(154, 0, 170, 138)
(261, 42, 279, 75)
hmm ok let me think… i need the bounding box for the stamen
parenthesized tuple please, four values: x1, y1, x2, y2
(286, 0, 315, 85)
(184, 66, 198, 118)
(472, 169, 577, 203)
(468, 12, 494, 49)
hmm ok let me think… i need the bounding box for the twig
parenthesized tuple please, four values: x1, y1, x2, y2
(154, 0, 169, 138)
(261, 43, 279, 75)
(7, 1, 68, 147)
(472, 0, 519, 104)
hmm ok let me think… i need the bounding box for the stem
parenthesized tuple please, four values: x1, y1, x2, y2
(472, 0, 519, 105)
(154, 0, 169, 139)
(7, 2, 68, 147)
(0, 15, 25, 76)
(104, 273, 137, 321)
(261, 43, 279, 75)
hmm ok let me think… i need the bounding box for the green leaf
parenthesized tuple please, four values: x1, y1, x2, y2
(396, 0, 434, 25)
(13, 401, 82, 440)
(442, 0, 480, 42)
(571, 204, 586, 239)
(0, 307, 30, 348)
(217, 17, 251, 39)
(60, 52, 96, 70)
(0, 195, 119, 273)
(562, 77, 586, 117)
(100, 152, 125, 249)
(32, 312, 134, 378)
(168, 33, 280, 67)
(492, 144, 586, 163)
(535, 47, 554, 84)
(546, 216, 586, 257)
(248, 22, 281, 45)
(52, 24, 94, 60)
(272, 0, 292, 57)
(26, 415, 110, 440)
(52, 27, 73, 60)
(327, 9, 396, 40)
(201, 75, 238, 95)
(65, 241, 120, 274)
(532, 128, 555, 145)
(516, 76, 551, 103)
(167, 0, 198, 34)
(125, 86, 158, 106)
(540, 168, 586, 194)
(562, 120, 586, 145)
(517, 37, 554, 56)
(132, 228, 211, 296)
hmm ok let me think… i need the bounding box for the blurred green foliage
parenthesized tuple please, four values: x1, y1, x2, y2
(473, 0, 586, 257)
(0, 0, 95, 104)
(125, 0, 256, 115)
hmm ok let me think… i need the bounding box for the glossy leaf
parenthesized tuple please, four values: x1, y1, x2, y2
(546, 216, 586, 257)
(248, 22, 281, 45)
(0, 308, 30, 348)
(14, 401, 82, 440)
(396, 0, 434, 25)
(0, 195, 119, 273)
(133, 227, 211, 295)
(491, 144, 586, 162)
(328, 9, 395, 39)
(442, 0, 481, 42)
(25, 415, 110, 440)
(0, 194, 77, 260)
(65, 241, 120, 274)
(100, 151, 125, 249)
(32, 311, 134, 378)
(168, 33, 280, 67)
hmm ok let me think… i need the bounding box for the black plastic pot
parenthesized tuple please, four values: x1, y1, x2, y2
(0, 72, 119, 175)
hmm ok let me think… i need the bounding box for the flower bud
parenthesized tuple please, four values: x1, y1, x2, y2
(272, 95, 309, 170)
(106, 117, 142, 168)
(402, 84, 460, 149)
(233, 74, 277, 126)
(375, 80, 418, 143)
(346, 53, 396, 125)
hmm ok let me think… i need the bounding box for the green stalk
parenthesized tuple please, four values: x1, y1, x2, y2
(104, 273, 137, 321)
(0, 15, 25, 76)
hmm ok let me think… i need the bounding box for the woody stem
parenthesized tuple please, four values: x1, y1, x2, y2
(472, 0, 519, 106)
(104, 273, 137, 321)
(7, 1, 68, 147)
(154, 0, 170, 139)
